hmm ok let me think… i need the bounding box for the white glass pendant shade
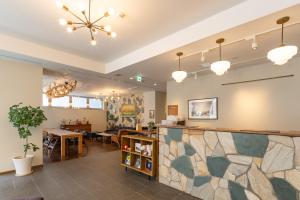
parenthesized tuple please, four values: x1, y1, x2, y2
(210, 60, 230, 76)
(267, 45, 298, 65)
(172, 70, 187, 83)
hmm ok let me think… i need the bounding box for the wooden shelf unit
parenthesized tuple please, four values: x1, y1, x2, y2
(121, 135, 158, 179)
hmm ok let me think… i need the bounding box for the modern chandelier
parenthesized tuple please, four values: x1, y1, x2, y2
(104, 91, 120, 102)
(267, 16, 298, 65)
(55, 0, 125, 45)
(210, 38, 231, 76)
(172, 52, 187, 83)
(46, 79, 77, 98)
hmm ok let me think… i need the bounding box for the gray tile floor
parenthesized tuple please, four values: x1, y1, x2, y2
(0, 142, 198, 200)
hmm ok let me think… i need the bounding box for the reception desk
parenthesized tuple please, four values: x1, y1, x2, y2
(158, 126, 300, 200)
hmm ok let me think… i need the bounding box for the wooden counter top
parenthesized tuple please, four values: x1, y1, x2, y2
(157, 125, 300, 137)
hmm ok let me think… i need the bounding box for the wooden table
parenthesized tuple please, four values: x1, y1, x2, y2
(44, 128, 83, 160)
(96, 132, 113, 143)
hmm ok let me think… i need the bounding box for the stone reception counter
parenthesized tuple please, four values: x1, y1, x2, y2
(158, 126, 300, 200)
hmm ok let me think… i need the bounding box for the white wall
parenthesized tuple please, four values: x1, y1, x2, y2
(43, 107, 107, 132)
(143, 91, 156, 126)
(167, 57, 300, 131)
(0, 59, 43, 173)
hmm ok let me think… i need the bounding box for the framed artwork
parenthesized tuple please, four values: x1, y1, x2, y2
(121, 104, 136, 117)
(149, 110, 155, 119)
(188, 98, 218, 120)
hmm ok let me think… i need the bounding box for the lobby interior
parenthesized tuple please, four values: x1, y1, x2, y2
(1, 1, 300, 200)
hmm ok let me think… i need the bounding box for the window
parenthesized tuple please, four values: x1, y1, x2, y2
(51, 96, 70, 108)
(72, 96, 87, 108)
(89, 98, 103, 109)
(42, 94, 49, 106)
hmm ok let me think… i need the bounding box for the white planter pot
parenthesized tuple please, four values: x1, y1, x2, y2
(12, 155, 34, 176)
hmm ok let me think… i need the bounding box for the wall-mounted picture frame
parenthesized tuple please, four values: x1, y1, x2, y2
(188, 97, 218, 120)
(149, 110, 155, 119)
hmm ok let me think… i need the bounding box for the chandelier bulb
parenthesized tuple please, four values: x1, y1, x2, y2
(104, 25, 112, 32)
(66, 26, 73, 33)
(91, 39, 97, 46)
(111, 32, 117, 38)
(59, 18, 67, 26)
(108, 8, 116, 16)
(56, 1, 64, 9)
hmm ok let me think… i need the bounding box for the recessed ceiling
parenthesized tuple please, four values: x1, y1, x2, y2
(0, 0, 245, 63)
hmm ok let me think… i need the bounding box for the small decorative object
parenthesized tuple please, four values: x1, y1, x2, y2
(123, 144, 129, 151)
(136, 123, 142, 131)
(149, 110, 155, 119)
(8, 103, 47, 176)
(135, 143, 142, 153)
(146, 145, 152, 156)
(134, 157, 141, 169)
(147, 121, 155, 132)
(124, 153, 131, 165)
(145, 159, 152, 171)
(188, 98, 218, 120)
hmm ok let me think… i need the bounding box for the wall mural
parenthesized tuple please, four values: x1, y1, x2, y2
(159, 128, 300, 200)
(107, 94, 144, 129)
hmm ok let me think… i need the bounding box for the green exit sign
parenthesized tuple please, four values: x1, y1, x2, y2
(136, 75, 143, 82)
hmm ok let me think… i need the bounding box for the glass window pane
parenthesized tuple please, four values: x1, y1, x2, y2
(51, 96, 69, 108)
(89, 98, 103, 109)
(72, 96, 87, 108)
(43, 94, 49, 106)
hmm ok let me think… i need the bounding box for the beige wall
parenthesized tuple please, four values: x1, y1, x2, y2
(0, 59, 43, 173)
(167, 57, 300, 131)
(43, 107, 107, 132)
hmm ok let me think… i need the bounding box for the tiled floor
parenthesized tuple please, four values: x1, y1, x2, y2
(0, 141, 198, 200)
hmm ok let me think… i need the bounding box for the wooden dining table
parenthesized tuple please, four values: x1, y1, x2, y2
(44, 128, 83, 160)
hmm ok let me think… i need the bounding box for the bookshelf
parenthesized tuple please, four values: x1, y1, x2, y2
(121, 135, 158, 179)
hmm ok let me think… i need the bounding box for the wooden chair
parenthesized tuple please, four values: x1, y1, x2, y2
(111, 130, 131, 148)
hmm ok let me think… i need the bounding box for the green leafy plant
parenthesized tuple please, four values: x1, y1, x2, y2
(8, 103, 47, 158)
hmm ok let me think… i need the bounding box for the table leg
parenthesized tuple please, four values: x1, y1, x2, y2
(61, 136, 66, 160)
(78, 135, 83, 155)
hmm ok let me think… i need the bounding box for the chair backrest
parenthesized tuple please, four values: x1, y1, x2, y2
(48, 138, 59, 150)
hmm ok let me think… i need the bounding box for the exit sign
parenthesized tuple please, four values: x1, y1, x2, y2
(136, 75, 143, 82)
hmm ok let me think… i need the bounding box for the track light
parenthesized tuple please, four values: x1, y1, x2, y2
(201, 52, 205, 62)
(251, 36, 258, 50)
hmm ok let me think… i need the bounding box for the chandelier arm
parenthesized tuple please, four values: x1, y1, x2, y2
(82, 11, 89, 23)
(89, 28, 94, 40)
(75, 25, 86, 29)
(92, 16, 105, 25)
(68, 10, 86, 24)
(94, 27, 106, 33)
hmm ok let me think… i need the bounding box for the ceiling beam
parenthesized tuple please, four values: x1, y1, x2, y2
(105, 0, 300, 73)
(0, 33, 106, 73)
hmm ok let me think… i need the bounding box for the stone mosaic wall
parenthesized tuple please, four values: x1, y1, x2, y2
(107, 94, 144, 128)
(159, 128, 300, 200)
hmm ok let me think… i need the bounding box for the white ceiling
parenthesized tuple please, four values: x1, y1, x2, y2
(0, 0, 244, 62)
(0, 1, 299, 97)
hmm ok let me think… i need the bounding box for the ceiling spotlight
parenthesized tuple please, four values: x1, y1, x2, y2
(172, 52, 187, 83)
(154, 83, 157, 86)
(267, 16, 298, 65)
(251, 36, 258, 50)
(194, 73, 198, 80)
(211, 38, 231, 76)
(201, 51, 205, 62)
(129, 77, 134, 80)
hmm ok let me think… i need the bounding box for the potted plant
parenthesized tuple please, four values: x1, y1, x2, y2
(8, 103, 47, 176)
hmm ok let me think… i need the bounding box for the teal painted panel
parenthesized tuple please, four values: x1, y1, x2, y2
(270, 178, 297, 200)
(228, 181, 247, 200)
(207, 156, 230, 178)
(194, 176, 212, 187)
(232, 133, 269, 158)
(167, 128, 183, 142)
(184, 144, 196, 156)
(171, 156, 194, 178)
(164, 135, 171, 145)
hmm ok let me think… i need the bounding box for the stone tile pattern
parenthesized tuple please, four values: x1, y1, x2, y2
(159, 128, 300, 200)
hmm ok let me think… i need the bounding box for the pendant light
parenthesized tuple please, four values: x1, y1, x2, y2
(267, 16, 298, 65)
(211, 38, 231, 76)
(172, 52, 187, 83)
